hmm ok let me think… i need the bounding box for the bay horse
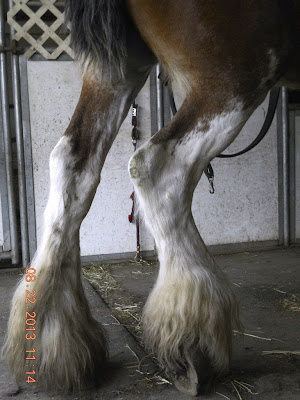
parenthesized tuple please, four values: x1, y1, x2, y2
(3, 0, 300, 396)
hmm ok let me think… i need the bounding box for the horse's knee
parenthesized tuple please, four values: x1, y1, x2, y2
(128, 146, 148, 184)
(129, 142, 169, 188)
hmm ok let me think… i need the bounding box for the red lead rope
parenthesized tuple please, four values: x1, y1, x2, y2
(128, 102, 142, 261)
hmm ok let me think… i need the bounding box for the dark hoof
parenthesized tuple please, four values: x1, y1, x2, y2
(166, 347, 215, 396)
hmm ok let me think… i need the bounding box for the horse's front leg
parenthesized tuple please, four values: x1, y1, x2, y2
(3, 66, 150, 391)
(129, 91, 262, 396)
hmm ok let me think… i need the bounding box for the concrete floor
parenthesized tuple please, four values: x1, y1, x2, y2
(0, 248, 299, 399)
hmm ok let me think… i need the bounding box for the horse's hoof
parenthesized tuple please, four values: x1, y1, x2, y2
(166, 347, 215, 397)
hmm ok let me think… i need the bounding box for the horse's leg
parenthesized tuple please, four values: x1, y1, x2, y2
(128, 90, 267, 395)
(3, 62, 152, 390)
(125, 0, 292, 395)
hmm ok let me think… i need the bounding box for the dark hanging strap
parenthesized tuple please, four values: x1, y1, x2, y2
(217, 87, 280, 158)
(167, 84, 178, 116)
(164, 76, 280, 193)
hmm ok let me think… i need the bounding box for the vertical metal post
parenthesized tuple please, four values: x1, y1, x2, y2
(8, 0, 30, 266)
(163, 83, 171, 125)
(0, 0, 19, 264)
(156, 64, 164, 131)
(296, 110, 300, 242)
(281, 87, 290, 247)
(151, 64, 164, 257)
(289, 109, 296, 244)
(150, 67, 158, 136)
(20, 55, 37, 260)
(0, 83, 11, 253)
(151, 65, 171, 135)
(277, 92, 284, 245)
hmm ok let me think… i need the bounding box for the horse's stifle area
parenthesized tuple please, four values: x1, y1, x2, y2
(1, 247, 299, 400)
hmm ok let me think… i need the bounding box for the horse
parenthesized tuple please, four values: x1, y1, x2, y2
(3, 0, 300, 396)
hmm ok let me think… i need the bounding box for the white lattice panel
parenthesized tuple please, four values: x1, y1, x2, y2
(7, 0, 74, 59)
